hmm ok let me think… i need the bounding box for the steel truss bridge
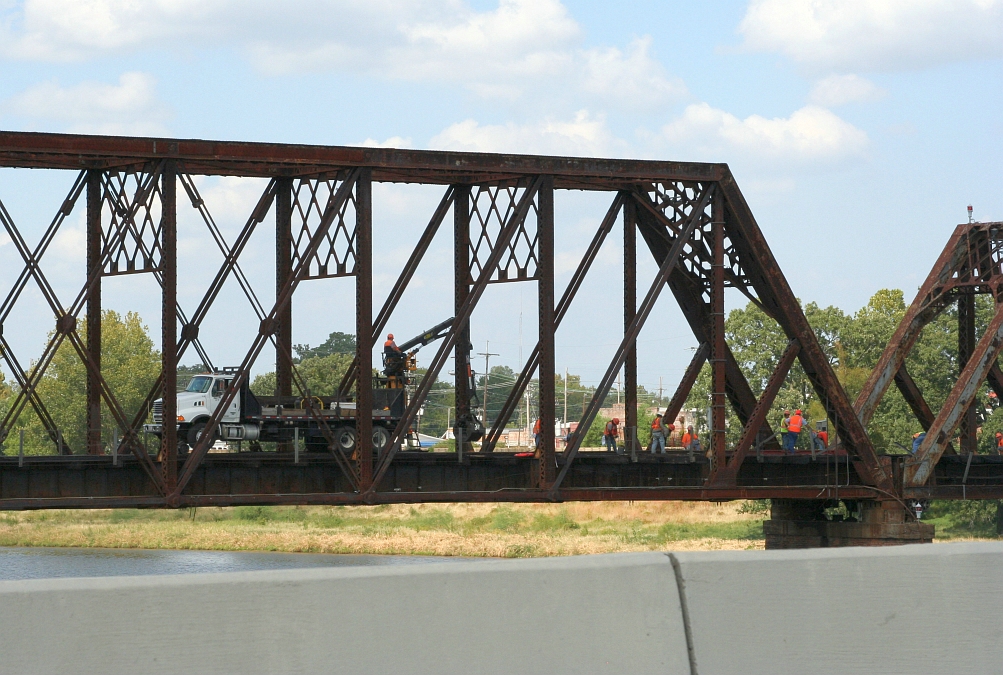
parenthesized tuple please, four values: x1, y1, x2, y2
(0, 130, 1001, 515)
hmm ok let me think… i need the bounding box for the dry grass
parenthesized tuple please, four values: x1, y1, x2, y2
(0, 501, 766, 557)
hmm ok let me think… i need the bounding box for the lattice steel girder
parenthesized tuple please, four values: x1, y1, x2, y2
(709, 339, 801, 487)
(907, 303, 1003, 486)
(0, 129, 926, 506)
(0, 131, 726, 186)
(633, 190, 782, 450)
(718, 176, 893, 492)
(855, 222, 1003, 427)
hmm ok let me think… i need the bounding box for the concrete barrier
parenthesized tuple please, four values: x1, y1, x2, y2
(0, 552, 689, 675)
(673, 542, 1003, 675)
(3, 543, 1002, 674)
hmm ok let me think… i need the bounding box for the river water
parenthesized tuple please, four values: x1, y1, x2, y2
(0, 547, 465, 581)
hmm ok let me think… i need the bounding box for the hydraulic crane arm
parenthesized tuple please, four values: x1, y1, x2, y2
(397, 317, 455, 354)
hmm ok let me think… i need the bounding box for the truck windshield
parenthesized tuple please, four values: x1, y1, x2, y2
(185, 376, 213, 393)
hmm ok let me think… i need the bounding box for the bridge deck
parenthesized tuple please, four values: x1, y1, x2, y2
(1, 451, 996, 509)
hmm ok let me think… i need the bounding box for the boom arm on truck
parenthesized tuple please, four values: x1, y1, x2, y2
(382, 317, 484, 442)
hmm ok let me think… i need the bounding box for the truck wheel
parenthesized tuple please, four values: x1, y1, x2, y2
(187, 422, 215, 447)
(372, 426, 390, 457)
(334, 426, 357, 454)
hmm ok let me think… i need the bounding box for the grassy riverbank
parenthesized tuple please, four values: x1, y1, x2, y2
(0, 502, 766, 557)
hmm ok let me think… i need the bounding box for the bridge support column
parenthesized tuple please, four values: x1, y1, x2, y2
(764, 499, 934, 549)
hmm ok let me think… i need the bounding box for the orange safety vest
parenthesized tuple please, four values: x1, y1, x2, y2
(788, 414, 803, 433)
(651, 417, 663, 432)
(533, 419, 541, 434)
(817, 430, 829, 446)
(681, 432, 697, 447)
(384, 339, 399, 350)
(605, 421, 618, 436)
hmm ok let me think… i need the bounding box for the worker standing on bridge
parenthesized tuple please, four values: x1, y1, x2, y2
(650, 414, 667, 454)
(785, 409, 804, 454)
(533, 418, 542, 451)
(780, 410, 791, 449)
(681, 425, 700, 458)
(911, 431, 926, 454)
(996, 431, 1003, 455)
(604, 418, 620, 453)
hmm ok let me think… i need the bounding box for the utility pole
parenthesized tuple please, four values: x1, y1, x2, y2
(563, 367, 568, 428)
(524, 387, 531, 447)
(658, 376, 663, 413)
(617, 372, 622, 405)
(477, 341, 499, 426)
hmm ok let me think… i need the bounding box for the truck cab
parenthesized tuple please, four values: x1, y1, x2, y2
(150, 372, 241, 447)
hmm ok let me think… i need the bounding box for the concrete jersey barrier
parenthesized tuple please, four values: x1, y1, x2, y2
(3, 543, 1002, 674)
(672, 542, 1003, 675)
(0, 552, 689, 675)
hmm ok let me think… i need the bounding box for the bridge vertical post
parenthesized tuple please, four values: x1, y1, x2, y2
(356, 170, 373, 489)
(161, 161, 178, 494)
(959, 293, 977, 455)
(710, 191, 727, 471)
(538, 176, 555, 485)
(275, 178, 293, 397)
(275, 177, 293, 453)
(86, 170, 103, 455)
(624, 192, 638, 455)
(454, 185, 472, 456)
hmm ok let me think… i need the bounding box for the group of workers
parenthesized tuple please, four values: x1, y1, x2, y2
(602, 415, 701, 456)
(779, 409, 827, 454)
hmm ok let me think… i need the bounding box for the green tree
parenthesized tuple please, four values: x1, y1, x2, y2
(177, 363, 208, 391)
(1, 311, 160, 455)
(251, 353, 355, 398)
(294, 331, 356, 361)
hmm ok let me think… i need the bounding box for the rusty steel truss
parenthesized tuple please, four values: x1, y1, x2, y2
(0, 130, 1000, 510)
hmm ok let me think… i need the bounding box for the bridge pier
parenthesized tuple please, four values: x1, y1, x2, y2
(764, 499, 934, 549)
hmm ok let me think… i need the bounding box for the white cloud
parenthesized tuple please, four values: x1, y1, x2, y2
(0, 1, 683, 111)
(660, 103, 868, 163)
(577, 37, 687, 110)
(428, 110, 626, 157)
(809, 74, 886, 106)
(2, 71, 170, 134)
(359, 136, 413, 149)
(0, 0, 216, 61)
(739, 0, 1003, 72)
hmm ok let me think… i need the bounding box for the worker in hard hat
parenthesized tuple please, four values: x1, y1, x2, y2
(681, 425, 700, 461)
(384, 333, 401, 358)
(650, 413, 668, 454)
(604, 418, 620, 453)
(533, 417, 542, 452)
(785, 409, 804, 454)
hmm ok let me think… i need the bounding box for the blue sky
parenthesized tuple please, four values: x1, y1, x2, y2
(0, 0, 1001, 399)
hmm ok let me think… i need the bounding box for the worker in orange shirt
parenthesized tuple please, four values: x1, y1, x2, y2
(996, 431, 1003, 455)
(681, 425, 700, 460)
(604, 418, 620, 453)
(650, 414, 667, 454)
(813, 426, 829, 452)
(533, 418, 542, 451)
(384, 333, 400, 357)
(785, 409, 804, 454)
